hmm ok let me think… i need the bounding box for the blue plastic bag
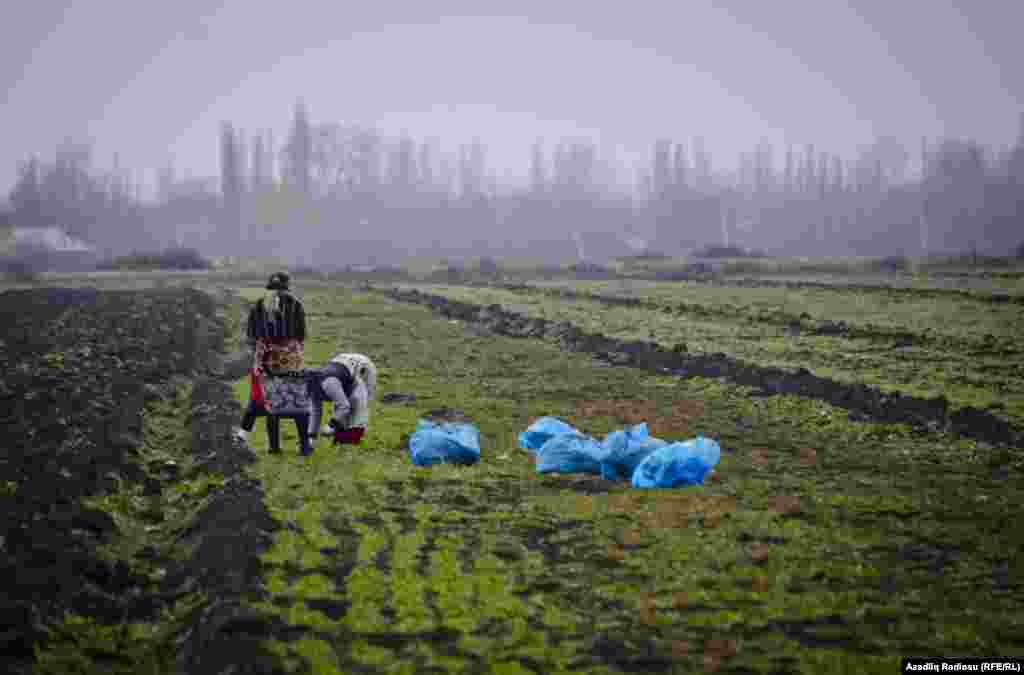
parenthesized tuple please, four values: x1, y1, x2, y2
(519, 417, 581, 453)
(409, 419, 481, 467)
(535, 433, 605, 475)
(600, 423, 668, 482)
(631, 436, 721, 488)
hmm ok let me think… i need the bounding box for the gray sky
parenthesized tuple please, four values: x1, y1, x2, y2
(3, 0, 1021, 195)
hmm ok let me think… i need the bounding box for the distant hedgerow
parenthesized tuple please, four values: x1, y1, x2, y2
(870, 255, 910, 273)
(692, 244, 766, 259)
(476, 256, 502, 278)
(570, 261, 616, 279)
(97, 247, 212, 271)
(0, 256, 43, 283)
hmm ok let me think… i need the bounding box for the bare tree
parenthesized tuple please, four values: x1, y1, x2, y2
(283, 100, 313, 198)
(529, 139, 547, 196)
(672, 142, 688, 191)
(784, 144, 795, 194)
(220, 121, 243, 246)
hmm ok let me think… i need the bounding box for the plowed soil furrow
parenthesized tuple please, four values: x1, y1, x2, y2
(1, 285, 290, 674)
(378, 285, 1024, 448)
(490, 281, 1022, 355)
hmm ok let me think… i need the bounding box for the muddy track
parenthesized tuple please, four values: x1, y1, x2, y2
(376, 286, 1024, 449)
(487, 283, 1020, 355)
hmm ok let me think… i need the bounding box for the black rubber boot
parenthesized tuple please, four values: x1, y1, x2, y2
(240, 400, 264, 433)
(295, 414, 312, 456)
(267, 416, 282, 454)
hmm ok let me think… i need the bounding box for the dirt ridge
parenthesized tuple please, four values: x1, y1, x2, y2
(164, 376, 286, 675)
(488, 282, 1019, 354)
(164, 289, 288, 675)
(378, 285, 1023, 449)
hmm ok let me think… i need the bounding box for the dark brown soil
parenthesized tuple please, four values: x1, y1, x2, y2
(0, 286, 287, 674)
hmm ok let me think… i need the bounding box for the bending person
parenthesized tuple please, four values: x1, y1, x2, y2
(308, 353, 378, 445)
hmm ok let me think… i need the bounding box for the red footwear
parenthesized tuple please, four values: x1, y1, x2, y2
(333, 428, 365, 445)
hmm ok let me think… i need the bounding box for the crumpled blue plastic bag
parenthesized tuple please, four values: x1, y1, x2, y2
(600, 423, 668, 482)
(409, 419, 481, 467)
(535, 432, 605, 475)
(631, 436, 721, 488)
(519, 417, 581, 453)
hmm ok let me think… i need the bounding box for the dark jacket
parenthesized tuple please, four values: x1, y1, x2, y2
(247, 292, 306, 342)
(306, 361, 356, 434)
(307, 361, 356, 401)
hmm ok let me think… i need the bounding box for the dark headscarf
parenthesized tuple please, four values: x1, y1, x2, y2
(266, 271, 290, 291)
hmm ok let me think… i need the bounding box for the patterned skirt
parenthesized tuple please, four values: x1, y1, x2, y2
(262, 374, 313, 416)
(254, 337, 305, 374)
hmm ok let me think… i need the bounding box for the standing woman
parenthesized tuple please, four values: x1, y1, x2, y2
(237, 271, 311, 453)
(249, 271, 307, 373)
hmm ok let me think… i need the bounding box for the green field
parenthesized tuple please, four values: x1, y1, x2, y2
(212, 284, 1022, 673)
(714, 273, 1024, 295)
(403, 282, 1024, 429)
(521, 279, 1024, 332)
(611, 255, 1024, 294)
(6, 269, 1023, 674)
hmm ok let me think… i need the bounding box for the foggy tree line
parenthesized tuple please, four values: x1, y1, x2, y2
(212, 102, 1024, 263)
(627, 130, 1022, 258)
(5, 102, 1024, 264)
(3, 141, 166, 258)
